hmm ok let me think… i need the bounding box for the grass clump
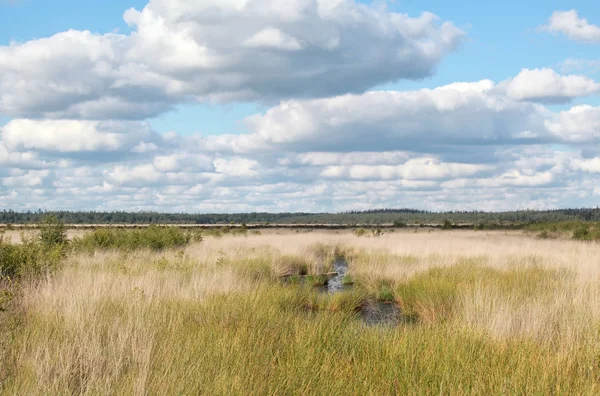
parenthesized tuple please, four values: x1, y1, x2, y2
(71, 225, 192, 252)
(342, 274, 355, 285)
(276, 255, 312, 277)
(394, 262, 565, 324)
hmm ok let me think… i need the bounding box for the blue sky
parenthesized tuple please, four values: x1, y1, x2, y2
(0, 0, 599, 212)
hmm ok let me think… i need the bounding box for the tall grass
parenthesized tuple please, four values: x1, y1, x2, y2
(2, 230, 600, 393)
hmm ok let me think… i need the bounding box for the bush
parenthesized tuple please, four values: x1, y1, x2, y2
(354, 228, 366, 237)
(571, 225, 600, 241)
(72, 226, 192, 252)
(371, 229, 383, 237)
(441, 220, 453, 230)
(536, 230, 550, 239)
(0, 216, 67, 280)
(0, 234, 62, 279)
(39, 216, 68, 250)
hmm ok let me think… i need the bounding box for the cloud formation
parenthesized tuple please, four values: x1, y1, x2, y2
(2, 73, 600, 212)
(501, 68, 600, 103)
(0, 0, 464, 120)
(201, 75, 600, 156)
(2, 3, 600, 213)
(539, 10, 600, 43)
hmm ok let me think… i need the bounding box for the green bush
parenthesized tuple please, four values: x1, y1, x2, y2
(0, 216, 68, 279)
(354, 228, 366, 237)
(39, 216, 68, 250)
(0, 234, 62, 279)
(72, 226, 192, 252)
(572, 225, 599, 241)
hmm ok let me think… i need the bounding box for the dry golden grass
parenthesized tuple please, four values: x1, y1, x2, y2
(2, 230, 600, 394)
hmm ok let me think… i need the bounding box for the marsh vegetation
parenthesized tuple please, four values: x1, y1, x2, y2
(2, 224, 600, 394)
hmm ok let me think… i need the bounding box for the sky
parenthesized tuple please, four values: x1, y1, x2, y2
(0, 0, 600, 213)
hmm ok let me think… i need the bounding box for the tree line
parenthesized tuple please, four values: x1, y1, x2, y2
(2, 208, 600, 225)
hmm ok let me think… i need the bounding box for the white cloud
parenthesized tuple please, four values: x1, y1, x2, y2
(572, 157, 600, 173)
(502, 68, 600, 103)
(3, 73, 600, 212)
(193, 77, 600, 154)
(210, 80, 545, 154)
(560, 58, 600, 74)
(283, 151, 412, 166)
(477, 171, 555, 188)
(153, 154, 213, 172)
(3, 170, 50, 187)
(545, 105, 600, 142)
(539, 10, 600, 43)
(243, 28, 303, 51)
(320, 157, 490, 181)
(0, 143, 48, 169)
(1, 119, 162, 153)
(106, 164, 162, 186)
(0, 0, 465, 119)
(213, 157, 259, 177)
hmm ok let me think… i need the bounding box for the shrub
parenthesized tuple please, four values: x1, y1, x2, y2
(354, 228, 366, 237)
(441, 220, 453, 230)
(71, 226, 192, 252)
(39, 216, 67, 250)
(371, 228, 383, 237)
(0, 234, 62, 279)
(537, 230, 550, 239)
(573, 224, 600, 241)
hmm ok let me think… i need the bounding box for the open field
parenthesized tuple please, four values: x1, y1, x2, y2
(2, 228, 600, 394)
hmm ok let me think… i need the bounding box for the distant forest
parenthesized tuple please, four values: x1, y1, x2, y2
(2, 208, 600, 226)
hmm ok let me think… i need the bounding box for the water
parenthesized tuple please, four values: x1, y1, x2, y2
(285, 257, 411, 326)
(327, 257, 349, 293)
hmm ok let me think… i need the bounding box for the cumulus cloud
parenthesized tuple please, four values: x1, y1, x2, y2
(0, 0, 465, 120)
(320, 157, 490, 181)
(3, 170, 51, 188)
(191, 76, 600, 156)
(1, 119, 163, 154)
(2, 70, 600, 212)
(545, 105, 600, 142)
(539, 10, 600, 43)
(571, 157, 600, 173)
(501, 68, 600, 103)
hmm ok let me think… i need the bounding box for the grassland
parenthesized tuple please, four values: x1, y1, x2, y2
(2, 227, 600, 394)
